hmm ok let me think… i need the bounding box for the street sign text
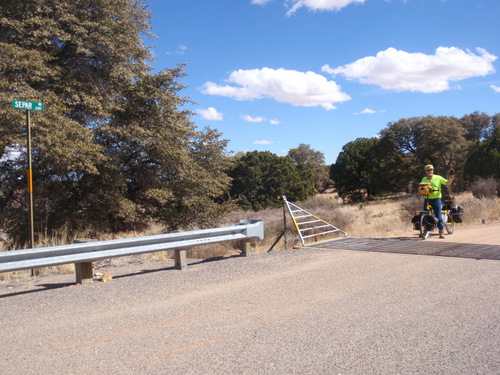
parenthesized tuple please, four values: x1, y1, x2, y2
(12, 100, 44, 111)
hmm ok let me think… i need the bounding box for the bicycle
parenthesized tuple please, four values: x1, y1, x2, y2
(419, 199, 456, 239)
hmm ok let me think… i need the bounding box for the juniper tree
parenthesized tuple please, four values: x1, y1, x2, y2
(288, 144, 332, 193)
(329, 137, 408, 202)
(229, 151, 315, 211)
(464, 127, 500, 183)
(0, 0, 231, 244)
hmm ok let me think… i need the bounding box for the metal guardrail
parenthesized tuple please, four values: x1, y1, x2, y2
(0, 220, 264, 283)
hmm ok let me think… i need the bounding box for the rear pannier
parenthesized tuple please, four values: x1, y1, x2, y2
(411, 214, 421, 230)
(450, 206, 464, 223)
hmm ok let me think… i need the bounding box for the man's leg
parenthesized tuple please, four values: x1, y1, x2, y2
(431, 198, 445, 237)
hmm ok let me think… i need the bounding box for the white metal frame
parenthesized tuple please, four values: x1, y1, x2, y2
(283, 196, 347, 245)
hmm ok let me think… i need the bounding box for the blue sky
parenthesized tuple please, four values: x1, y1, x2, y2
(147, 0, 499, 165)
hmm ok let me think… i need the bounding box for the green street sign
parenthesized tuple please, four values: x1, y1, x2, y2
(12, 100, 44, 111)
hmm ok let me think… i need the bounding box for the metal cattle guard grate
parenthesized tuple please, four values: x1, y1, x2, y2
(305, 237, 500, 261)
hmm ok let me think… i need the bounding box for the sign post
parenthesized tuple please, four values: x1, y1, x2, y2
(12, 100, 44, 250)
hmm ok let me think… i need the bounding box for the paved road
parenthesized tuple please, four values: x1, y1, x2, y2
(1, 242, 499, 374)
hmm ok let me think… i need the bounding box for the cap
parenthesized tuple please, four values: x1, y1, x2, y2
(425, 164, 434, 171)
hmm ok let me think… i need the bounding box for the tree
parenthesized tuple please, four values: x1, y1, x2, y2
(381, 116, 468, 173)
(460, 111, 493, 142)
(329, 137, 408, 202)
(464, 127, 500, 182)
(288, 144, 325, 165)
(288, 144, 332, 193)
(229, 151, 315, 211)
(0, 0, 232, 244)
(380, 115, 470, 192)
(1, 0, 152, 163)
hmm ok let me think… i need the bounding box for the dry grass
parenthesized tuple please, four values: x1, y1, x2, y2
(1, 192, 499, 283)
(458, 193, 500, 224)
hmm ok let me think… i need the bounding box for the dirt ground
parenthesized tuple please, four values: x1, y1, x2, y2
(414, 221, 500, 245)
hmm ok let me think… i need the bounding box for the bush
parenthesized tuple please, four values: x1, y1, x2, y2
(399, 194, 423, 221)
(470, 177, 499, 199)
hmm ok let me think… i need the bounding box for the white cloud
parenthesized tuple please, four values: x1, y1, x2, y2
(242, 115, 266, 123)
(269, 119, 281, 125)
(166, 44, 188, 55)
(354, 108, 386, 115)
(491, 85, 500, 93)
(197, 107, 223, 121)
(322, 47, 497, 93)
(361, 108, 376, 114)
(201, 67, 351, 110)
(254, 139, 274, 145)
(251, 0, 273, 4)
(286, 0, 365, 16)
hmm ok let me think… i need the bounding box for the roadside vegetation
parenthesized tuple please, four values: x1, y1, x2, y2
(2, 191, 499, 283)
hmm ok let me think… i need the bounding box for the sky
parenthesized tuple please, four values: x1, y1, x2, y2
(146, 0, 499, 165)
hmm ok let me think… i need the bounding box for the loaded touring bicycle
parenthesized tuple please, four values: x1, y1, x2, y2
(412, 182, 464, 239)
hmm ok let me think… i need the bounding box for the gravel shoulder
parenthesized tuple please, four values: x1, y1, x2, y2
(1, 222, 499, 374)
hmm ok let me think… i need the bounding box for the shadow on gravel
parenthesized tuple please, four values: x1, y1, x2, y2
(112, 265, 176, 280)
(113, 254, 242, 279)
(1, 254, 244, 298)
(0, 282, 74, 299)
(191, 254, 242, 264)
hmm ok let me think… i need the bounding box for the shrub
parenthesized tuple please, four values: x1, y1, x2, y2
(470, 177, 499, 199)
(399, 194, 423, 221)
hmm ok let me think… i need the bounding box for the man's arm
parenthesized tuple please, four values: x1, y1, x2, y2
(447, 169, 455, 185)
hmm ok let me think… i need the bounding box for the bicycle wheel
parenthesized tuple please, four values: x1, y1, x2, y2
(443, 213, 456, 234)
(420, 213, 430, 239)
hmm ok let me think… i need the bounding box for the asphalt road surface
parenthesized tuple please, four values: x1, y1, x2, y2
(1, 224, 499, 374)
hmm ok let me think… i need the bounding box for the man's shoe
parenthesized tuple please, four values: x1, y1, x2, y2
(439, 232, 445, 239)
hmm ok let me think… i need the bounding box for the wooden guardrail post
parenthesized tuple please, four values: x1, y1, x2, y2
(73, 238, 95, 284)
(75, 262, 94, 284)
(174, 249, 187, 270)
(238, 240, 251, 257)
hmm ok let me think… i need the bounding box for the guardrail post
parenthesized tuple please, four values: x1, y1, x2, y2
(74, 238, 95, 284)
(238, 240, 251, 257)
(174, 249, 187, 270)
(75, 262, 94, 284)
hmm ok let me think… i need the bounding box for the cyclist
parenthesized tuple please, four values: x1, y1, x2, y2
(421, 164, 455, 238)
